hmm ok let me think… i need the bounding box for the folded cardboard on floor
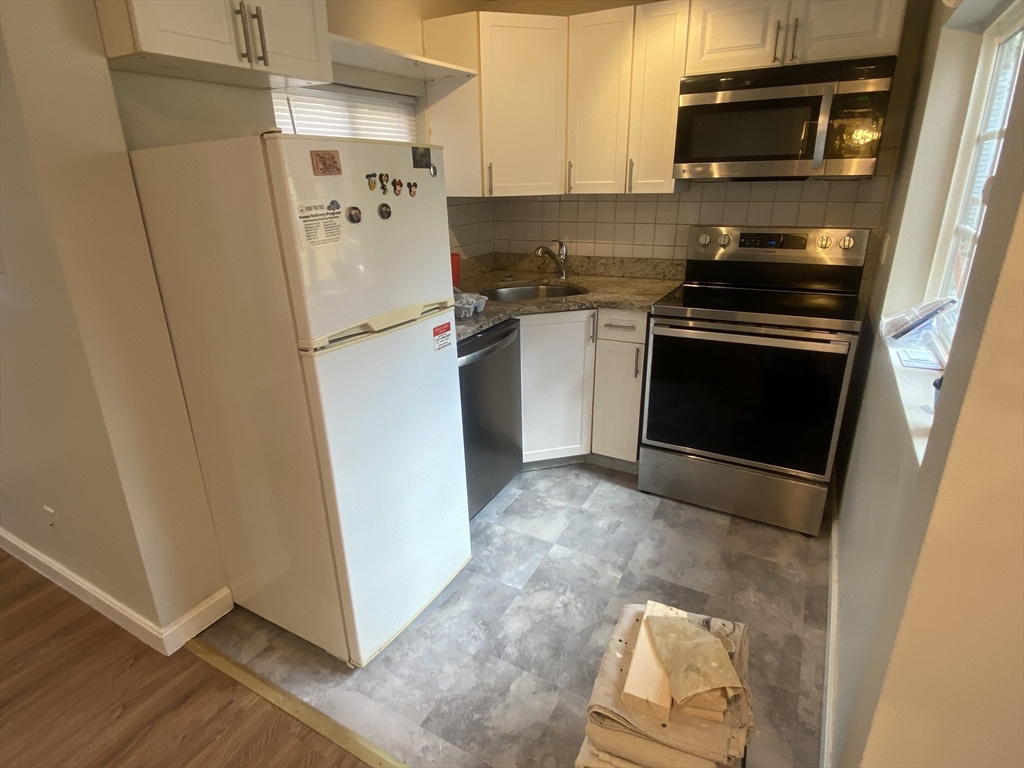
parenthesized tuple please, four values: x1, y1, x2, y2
(579, 603, 753, 768)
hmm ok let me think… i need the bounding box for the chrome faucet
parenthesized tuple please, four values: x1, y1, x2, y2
(535, 239, 569, 280)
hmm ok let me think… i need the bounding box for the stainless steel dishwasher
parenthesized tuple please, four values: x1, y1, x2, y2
(457, 319, 523, 519)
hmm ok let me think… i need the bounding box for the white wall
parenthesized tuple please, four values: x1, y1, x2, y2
(327, 0, 488, 56)
(0, 0, 228, 647)
(110, 70, 276, 150)
(860, 199, 1024, 768)
(831, 5, 1024, 759)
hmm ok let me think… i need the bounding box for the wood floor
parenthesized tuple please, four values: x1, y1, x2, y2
(0, 549, 370, 768)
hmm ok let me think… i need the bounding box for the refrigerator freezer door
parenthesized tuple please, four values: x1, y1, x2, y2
(302, 308, 471, 665)
(264, 135, 454, 348)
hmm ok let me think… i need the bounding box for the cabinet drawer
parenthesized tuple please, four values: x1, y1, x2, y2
(597, 309, 647, 344)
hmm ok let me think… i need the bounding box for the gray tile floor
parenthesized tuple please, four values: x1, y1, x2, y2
(200, 464, 829, 768)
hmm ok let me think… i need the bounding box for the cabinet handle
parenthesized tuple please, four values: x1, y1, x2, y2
(235, 2, 253, 64)
(634, 347, 640, 378)
(628, 158, 634, 193)
(604, 322, 636, 331)
(789, 18, 799, 62)
(487, 162, 493, 196)
(772, 20, 782, 63)
(252, 5, 269, 67)
(567, 160, 573, 194)
(591, 313, 597, 343)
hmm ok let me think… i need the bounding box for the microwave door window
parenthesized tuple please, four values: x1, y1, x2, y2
(826, 91, 889, 159)
(676, 96, 821, 164)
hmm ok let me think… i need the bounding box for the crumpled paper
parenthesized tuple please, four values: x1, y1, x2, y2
(646, 615, 743, 704)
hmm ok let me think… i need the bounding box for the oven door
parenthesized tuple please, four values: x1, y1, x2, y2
(674, 83, 835, 179)
(642, 320, 856, 480)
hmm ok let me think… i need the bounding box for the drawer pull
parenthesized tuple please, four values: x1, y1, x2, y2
(634, 347, 640, 378)
(604, 322, 636, 331)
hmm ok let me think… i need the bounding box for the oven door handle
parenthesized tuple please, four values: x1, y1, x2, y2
(812, 84, 835, 170)
(652, 325, 849, 354)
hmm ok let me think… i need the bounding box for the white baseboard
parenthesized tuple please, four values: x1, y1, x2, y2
(1, 527, 232, 655)
(820, 508, 841, 767)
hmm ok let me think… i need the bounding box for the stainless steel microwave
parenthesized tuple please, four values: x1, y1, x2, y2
(673, 57, 895, 180)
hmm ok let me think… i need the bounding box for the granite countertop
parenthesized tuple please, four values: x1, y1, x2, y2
(455, 270, 681, 341)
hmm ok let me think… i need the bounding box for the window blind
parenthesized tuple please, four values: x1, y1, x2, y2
(272, 86, 417, 142)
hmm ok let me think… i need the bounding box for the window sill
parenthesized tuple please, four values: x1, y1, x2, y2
(888, 347, 940, 465)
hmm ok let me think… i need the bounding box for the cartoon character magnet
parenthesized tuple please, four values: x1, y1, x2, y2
(379, 173, 390, 194)
(407, 182, 418, 198)
(392, 178, 403, 196)
(366, 173, 377, 191)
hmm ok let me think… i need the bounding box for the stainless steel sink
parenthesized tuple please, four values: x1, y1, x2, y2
(480, 284, 588, 302)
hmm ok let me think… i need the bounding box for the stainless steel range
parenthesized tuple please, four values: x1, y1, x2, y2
(638, 226, 867, 535)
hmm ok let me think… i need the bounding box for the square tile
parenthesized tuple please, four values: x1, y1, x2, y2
(702, 182, 728, 201)
(420, 652, 560, 768)
(655, 201, 678, 224)
(635, 201, 657, 223)
(700, 201, 725, 224)
(466, 519, 552, 589)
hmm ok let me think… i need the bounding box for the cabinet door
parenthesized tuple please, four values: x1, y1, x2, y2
(567, 7, 634, 195)
(592, 339, 645, 463)
(627, 1, 689, 194)
(686, 0, 790, 75)
(788, 0, 905, 63)
(129, 0, 250, 69)
(424, 14, 484, 197)
(480, 13, 568, 196)
(519, 311, 596, 462)
(246, 0, 332, 81)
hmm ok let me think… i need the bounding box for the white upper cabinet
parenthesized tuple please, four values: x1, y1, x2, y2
(787, 0, 906, 64)
(686, 0, 790, 75)
(686, 0, 906, 75)
(95, 0, 332, 84)
(423, 13, 485, 197)
(104, 0, 249, 68)
(566, 7, 635, 195)
(424, 12, 567, 197)
(480, 13, 568, 196)
(246, 0, 332, 81)
(627, 0, 689, 194)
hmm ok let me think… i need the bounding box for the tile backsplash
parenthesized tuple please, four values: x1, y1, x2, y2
(447, 171, 893, 297)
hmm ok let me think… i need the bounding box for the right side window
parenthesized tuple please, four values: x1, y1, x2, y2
(928, 2, 1023, 361)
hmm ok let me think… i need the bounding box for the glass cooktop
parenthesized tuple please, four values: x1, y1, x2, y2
(653, 283, 863, 330)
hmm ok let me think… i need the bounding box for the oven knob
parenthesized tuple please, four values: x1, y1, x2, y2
(718, 233, 731, 247)
(698, 232, 712, 246)
(839, 235, 856, 250)
(817, 235, 833, 249)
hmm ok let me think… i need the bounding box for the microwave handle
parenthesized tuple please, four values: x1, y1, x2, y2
(812, 85, 835, 170)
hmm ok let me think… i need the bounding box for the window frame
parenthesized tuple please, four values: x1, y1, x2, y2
(925, 0, 1024, 362)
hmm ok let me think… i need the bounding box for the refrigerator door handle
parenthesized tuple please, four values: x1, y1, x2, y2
(300, 299, 455, 352)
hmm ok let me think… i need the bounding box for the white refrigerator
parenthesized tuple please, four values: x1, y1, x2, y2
(131, 133, 470, 666)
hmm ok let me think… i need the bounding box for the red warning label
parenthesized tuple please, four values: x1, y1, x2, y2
(433, 322, 452, 352)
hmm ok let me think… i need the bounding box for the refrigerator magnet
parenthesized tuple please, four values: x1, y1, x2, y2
(392, 179, 403, 196)
(310, 150, 342, 176)
(407, 182, 418, 197)
(379, 173, 389, 194)
(365, 173, 377, 191)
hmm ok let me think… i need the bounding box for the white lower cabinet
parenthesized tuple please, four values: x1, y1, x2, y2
(592, 310, 647, 462)
(592, 340, 645, 462)
(518, 310, 596, 462)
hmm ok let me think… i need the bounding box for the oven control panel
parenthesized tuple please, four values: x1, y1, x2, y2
(688, 226, 868, 266)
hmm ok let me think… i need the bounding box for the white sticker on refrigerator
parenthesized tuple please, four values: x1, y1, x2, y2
(296, 198, 343, 249)
(432, 322, 452, 352)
